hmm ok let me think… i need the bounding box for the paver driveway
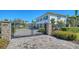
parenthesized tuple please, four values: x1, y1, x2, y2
(7, 35, 79, 49)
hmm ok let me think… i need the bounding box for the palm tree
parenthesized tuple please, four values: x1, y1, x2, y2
(51, 18, 55, 30)
(66, 14, 70, 27)
(66, 10, 78, 27)
(68, 17, 75, 27)
(57, 20, 65, 29)
(32, 20, 36, 28)
(4, 19, 9, 21)
(75, 10, 78, 16)
(74, 10, 78, 27)
(51, 18, 55, 26)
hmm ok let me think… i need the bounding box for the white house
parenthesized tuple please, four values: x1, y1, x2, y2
(35, 12, 67, 28)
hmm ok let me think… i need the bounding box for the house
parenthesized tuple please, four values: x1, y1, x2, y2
(35, 12, 67, 29)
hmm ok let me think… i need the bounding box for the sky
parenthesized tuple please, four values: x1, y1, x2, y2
(0, 10, 78, 22)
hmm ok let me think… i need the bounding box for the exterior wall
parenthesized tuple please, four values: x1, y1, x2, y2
(36, 13, 67, 29)
(36, 14, 49, 28)
(49, 14, 66, 24)
(49, 14, 58, 24)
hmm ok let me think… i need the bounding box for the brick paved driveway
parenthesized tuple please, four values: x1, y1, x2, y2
(7, 35, 79, 49)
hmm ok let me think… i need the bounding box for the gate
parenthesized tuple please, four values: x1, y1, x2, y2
(11, 23, 43, 38)
(44, 23, 47, 34)
(0, 20, 52, 40)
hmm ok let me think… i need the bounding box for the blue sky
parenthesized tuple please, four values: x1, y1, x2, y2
(0, 10, 78, 22)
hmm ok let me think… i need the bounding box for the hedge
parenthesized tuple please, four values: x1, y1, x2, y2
(61, 27, 79, 33)
(38, 28, 45, 33)
(52, 31, 77, 41)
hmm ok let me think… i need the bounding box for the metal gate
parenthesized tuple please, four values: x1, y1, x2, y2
(11, 23, 43, 38)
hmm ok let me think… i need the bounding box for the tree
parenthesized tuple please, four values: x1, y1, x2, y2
(13, 19, 26, 29)
(57, 20, 65, 29)
(67, 10, 79, 27)
(51, 18, 55, 27)
(75, 10, 78, 16)
(4, 19, 9, 21)
(51, 18, 55, 30)
(66, 14, 70, 27)
(32, 20, 36, 28)
(74, 10, 78, 27)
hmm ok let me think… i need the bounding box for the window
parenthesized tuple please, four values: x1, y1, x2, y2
(57, 16, 61, 19)
(45, 16, 48, 19)
(36, 19, 39, 22)
(37, 24, 39, 27)
(43, 16, 48, 20)
(40, 18, 42, 21)
(40, 24, 42, 28)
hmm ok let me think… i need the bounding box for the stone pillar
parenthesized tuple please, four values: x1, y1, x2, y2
(1, 21, 11, 40)
(47, 23, 52, 35)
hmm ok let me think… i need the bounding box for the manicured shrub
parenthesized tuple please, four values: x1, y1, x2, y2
(75, 33, 79, 41)
(61, 27, 79, 33)
(52, 31, 77, 41)
(0, 39, 9, 49)
(38, 28, 45, 33)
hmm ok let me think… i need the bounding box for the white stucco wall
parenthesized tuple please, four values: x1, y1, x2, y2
(36, 14, 49, 24)
(36, 13, 67, 28)
(49, 15, 57, 24)
(49, 14, 67, 24)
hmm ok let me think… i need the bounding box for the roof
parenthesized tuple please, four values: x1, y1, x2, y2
(36, 12, 66, 19)
(46, 12, 66, 17)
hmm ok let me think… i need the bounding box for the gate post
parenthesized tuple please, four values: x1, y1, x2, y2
(1, 21, 11, 40)
(47, 23, 52, 35)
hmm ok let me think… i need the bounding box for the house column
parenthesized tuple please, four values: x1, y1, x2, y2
(47, 23, 52, 35)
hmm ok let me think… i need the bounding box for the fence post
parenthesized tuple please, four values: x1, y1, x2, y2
(1, 21, 11, 40)
(47, 23, 52, 35)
